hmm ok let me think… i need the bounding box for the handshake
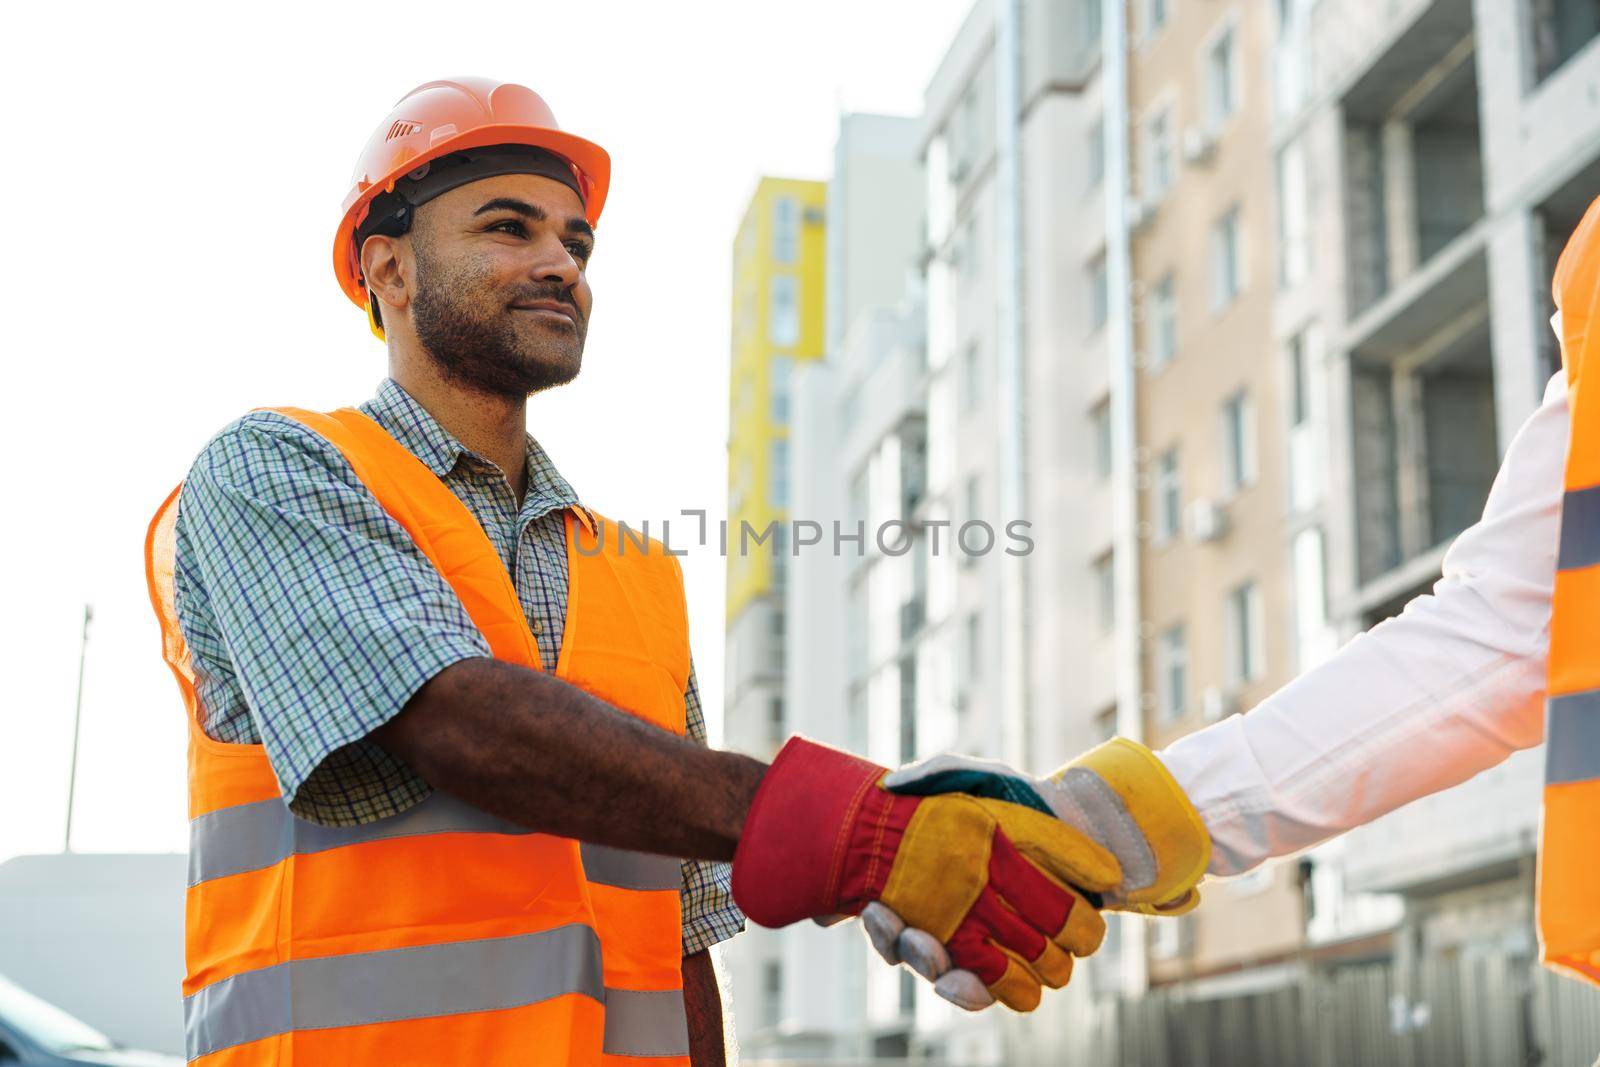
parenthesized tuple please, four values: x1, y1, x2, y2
(729, 736, 1211, 1012)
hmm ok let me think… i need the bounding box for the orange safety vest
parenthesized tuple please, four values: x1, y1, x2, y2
(144, 406, 693, 1065)
(1539, 193, 1600, 986)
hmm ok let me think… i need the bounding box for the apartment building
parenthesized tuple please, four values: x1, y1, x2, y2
(722, 118, 926, 1062)
(917, 0, 1118, 1062)
(723, 176, 827, 772)
(1268, 0, 1600, 984)
(1126, 0, 1310, 988)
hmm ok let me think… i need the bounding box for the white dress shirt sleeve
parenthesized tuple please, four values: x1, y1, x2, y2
(1160, 369, 1570, 876)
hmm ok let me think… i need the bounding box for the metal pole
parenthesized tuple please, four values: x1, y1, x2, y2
(64, 603, 92, 853)
(1102, 0, 1148, 995)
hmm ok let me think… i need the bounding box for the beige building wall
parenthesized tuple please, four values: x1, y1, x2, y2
(1128, 0, 1305, 981)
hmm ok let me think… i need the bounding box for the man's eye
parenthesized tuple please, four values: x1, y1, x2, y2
(492, 220, 526, 236)
(566, 242, 593, 262)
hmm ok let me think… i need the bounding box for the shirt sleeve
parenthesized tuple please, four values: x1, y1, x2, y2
(677, 660, 746, 955)
(1160, 371, 1568, 876)
(176, 411, 492, 826)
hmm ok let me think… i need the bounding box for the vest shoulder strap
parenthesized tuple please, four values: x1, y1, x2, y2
(265, 406, 541, 669)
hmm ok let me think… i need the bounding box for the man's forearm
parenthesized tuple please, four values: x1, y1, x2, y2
(375, 656, 767, 861)
(682, 949, 726, 1067)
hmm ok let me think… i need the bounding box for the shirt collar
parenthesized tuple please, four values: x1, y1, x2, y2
(360, 378, 596, 534)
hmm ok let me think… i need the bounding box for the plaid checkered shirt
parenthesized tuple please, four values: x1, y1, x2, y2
(170, 377, 743, 956)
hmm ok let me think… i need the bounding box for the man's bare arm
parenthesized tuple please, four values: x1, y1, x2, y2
(374, 657, 766, 861)
(682, 950, 726, 1067)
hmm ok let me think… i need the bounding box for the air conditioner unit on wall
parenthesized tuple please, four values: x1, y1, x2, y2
(1188, 498, 1230, 543)
(1127, 194, 1157, 232)
(1202, 685, 1239, 722)
(1182, 125, 1218, 166)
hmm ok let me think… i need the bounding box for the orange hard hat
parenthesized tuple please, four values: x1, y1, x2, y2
(333, 77, 611, 335)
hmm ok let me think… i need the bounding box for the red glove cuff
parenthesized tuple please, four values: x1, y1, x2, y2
(732, 736, 911, 927)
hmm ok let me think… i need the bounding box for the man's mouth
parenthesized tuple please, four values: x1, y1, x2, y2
(510, 299, 578, 326)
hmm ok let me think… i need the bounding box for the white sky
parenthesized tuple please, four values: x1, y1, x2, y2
(0, 0, 975, 862)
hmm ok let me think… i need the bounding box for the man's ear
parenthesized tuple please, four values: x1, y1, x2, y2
(360, 234, 411, 320)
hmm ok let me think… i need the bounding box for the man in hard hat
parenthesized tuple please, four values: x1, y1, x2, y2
(871, 195, 1600, 1009)
(143, 78, 1146, 1066)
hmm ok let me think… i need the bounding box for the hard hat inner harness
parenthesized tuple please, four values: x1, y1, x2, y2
(353, 143, 587, 288)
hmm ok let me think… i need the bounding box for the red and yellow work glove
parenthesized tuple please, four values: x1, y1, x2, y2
(732, 736, 1121, 1012)
(873, 738, 1212, 1009)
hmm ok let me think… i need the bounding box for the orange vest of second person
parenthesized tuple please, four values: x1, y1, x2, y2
(1539, 191, 1600, 987)
(144, 405, 693, 1066)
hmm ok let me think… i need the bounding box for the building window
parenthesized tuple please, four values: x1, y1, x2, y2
(769, 356, 792, 424)
(1091, 399, 1113, 480)
(1277, 140, 1310, 289)
(965, 612, 982, 680)
(962, 342, 982, 411)
(1530, 0, 1600, 84)
(899, 658, 918, 763)
(771, 522, 789, 589)
(1289, 332, 1311, 429)
(772, 196, 798, 264)
(762, 960, 782, 1029)
(1157, 624, 1188, 722)
(769, 274, 799, 347)
(1226, 580, 1265, 686)
(768, 695, 785, 744)
(1221, 390, 1257, 493)
(1287, 326, 1324, 512)
(1083, 0, 1103, 51)
(1143, 105, 1175, 203)
(770, 437, 790, 509)
(1143, 0, 1170, 40)
(1293, 526, 1334, 671)
(1210, 205, 1244, 311)
(1273, 0, 1312, 116)
(953, 86, 981, 180)
(1089, 253, 1109, 333)
(1093, 551, 1115, 635)
(1204, 23, 1239, 129)
(1087, 115, 1106, 190)
(958, 215, 981, 281)
(1147, 272, 1177, 370)
(1155, 447, 1182, 542)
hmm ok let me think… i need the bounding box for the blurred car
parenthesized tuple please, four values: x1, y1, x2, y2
(0, 974, 179, 1066)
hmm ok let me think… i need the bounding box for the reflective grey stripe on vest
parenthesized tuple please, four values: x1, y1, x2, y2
(193, 796, 683, 893)
(184, 924, 605, 1061)
(188, 792, 527, 887)
(1558, 485, 1600, 571)
(604, 989, 690, 1058)
(1546, 689, 1600, 785)
(581, 844, 683, 892)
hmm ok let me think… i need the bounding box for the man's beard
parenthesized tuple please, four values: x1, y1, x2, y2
(410, 245, 586, 399)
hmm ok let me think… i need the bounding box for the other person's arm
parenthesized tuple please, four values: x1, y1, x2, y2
(1161, 369, 1568, 873)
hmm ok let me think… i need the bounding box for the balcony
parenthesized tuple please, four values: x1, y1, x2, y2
(1344, 243, 1498, 592)
(1341, 0, 1482, 319)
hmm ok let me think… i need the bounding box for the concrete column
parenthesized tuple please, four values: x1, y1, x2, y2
(1470, 0, 1528, 210)
(1486, 208, 1549, 452)
(1382, 120, 1420, 285)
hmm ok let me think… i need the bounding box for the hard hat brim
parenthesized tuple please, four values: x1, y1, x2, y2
(332, 122, 611, 312)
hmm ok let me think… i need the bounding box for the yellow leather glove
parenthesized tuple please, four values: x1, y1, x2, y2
(871, 738, 1210, 1008)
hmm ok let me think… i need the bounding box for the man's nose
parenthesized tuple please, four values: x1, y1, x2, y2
(529, 235, 581, 288)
